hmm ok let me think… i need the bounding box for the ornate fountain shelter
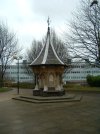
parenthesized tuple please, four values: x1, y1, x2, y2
(30, 18, 67, 96)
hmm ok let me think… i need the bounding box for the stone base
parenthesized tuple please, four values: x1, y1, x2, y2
(12, 94, 82, 103)
(33, 88, 65, 97)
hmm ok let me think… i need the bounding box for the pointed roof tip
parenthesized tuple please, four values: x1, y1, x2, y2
(47, 17, 51, 28)
(90, 0, 98, 7)
(47, 17, 51, 36)
(30, 18, 65, 66)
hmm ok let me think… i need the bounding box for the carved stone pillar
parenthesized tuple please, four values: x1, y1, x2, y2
(55, 73, 61, 91)
(34, 74, 39, 90)
(43, 73, 48, 91)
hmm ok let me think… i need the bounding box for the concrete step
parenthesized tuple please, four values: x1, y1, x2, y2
(20, 94, 75, 100)
(12, 95, 82, 104)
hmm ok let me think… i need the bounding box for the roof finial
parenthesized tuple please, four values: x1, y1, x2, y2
(47, 17, 51, 28)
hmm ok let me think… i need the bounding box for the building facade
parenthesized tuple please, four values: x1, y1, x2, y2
(5, 62, 34, 83)
(63, 62, 100, 83)
(3, 62, 100, 84)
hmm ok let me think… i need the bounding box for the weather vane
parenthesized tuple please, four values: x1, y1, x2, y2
(47, 17, 51, 27)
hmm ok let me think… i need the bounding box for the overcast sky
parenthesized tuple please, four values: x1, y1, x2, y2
(0, 0, 80, 54)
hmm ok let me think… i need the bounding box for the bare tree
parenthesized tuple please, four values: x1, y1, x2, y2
(50, 29, 69, 64)
(27, 40, 42, 63)
(0, 22, 18, 87)
(65, 0, 100, 67)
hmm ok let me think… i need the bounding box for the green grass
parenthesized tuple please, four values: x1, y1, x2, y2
(0, 87, 12, 92)
(64, 84, 100, 92)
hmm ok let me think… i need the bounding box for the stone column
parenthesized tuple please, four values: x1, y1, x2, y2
(43, 73, 48, 91)
(34, 74, 39, 90)
(60, 74, 63, 90)
(55, 73, 61, 91)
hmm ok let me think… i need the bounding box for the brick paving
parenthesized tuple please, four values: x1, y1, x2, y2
(0, 89, 100, 134)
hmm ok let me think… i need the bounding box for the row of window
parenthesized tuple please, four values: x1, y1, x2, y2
(6, 72, 32, 74)
(65, 76, 86, 79)
(68, 71, 100, 74)
(6, 66, 28, 69)
(20, 77, 32, 79)
(71, 65, 97, 68)
(9, 77, 33, 80)
(6, 70, 100, 75)
(5, 64, 98, 69)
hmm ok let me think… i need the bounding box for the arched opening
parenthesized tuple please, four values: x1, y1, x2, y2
(48, 73, 54, 88)
(39, 73, 45, 89)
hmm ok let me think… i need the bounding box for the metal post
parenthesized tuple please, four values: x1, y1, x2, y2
(17, 59, 19, 94)
(13, 55, 22, 94)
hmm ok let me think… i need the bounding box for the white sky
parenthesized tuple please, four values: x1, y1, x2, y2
(0, 0, 80, 55)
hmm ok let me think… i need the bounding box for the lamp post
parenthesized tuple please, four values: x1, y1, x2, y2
(13, 55, 22, 94)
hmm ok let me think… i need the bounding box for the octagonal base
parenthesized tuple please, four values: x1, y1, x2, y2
(33, 89, 65, 97)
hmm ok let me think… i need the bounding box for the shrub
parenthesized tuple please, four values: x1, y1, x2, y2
(87, 75, 100, 87)
(5, 82, 35, 89)
(19, 82, 35, 89)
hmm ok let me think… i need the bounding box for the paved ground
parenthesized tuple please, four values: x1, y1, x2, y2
(0, 89, 100, 134)
(0, 88, 32, 102)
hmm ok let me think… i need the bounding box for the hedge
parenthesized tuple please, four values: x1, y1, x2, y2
(4, 82, 35, 89)
(86, 75, 100, 87)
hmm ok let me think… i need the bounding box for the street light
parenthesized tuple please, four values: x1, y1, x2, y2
(13, 55, 22, 94)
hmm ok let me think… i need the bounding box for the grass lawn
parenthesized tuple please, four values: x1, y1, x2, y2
(0, 87, 12, 92)
(64, 84, 100, 92)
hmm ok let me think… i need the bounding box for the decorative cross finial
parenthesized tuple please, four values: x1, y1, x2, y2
(90, 0, 98, 7)
(47, 17, 51, 27)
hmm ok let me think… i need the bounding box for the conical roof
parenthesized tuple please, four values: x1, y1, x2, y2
(30, 19, 64, 66)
